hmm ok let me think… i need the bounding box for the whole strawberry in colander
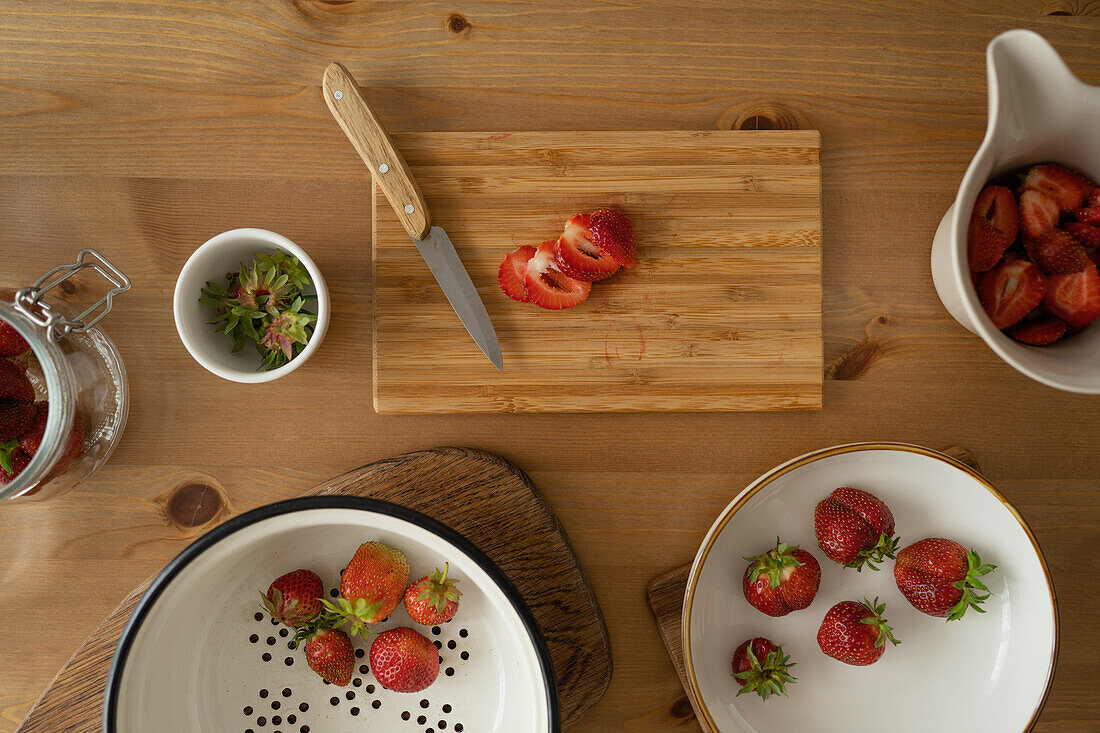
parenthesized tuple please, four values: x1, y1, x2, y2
(260, 569, 324, 627)
(369, 626, 440, 693)
(323, 541, 410, 638)
(404, 563, 462, 625)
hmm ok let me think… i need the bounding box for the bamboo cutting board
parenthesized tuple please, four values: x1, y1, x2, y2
(17, 448, 610, 732)
(373, 130, 822, 413)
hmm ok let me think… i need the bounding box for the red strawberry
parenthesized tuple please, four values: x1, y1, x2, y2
(0, 359, 34, 402)
(817, 598, 899, 666)
(1074, 206, 1100, 224)
(326, 541, 409, 637)
(894, 538, 997, 620)
(1022, 164, 1086, 211)
(18, 403, 85, 483)
(731, 637, 796, 701)
(404, 563, 462, 625)
(0, 447, 30, 486)
(971, 185, 1019, 243)
(1007, 317, 1068, 346)
(498, 244, 537, 303)
(524, 240, 592, 310)
(1087, 187, 1100, 207)
(1064, 223, 1100, 248)
(369, 626, 440, 693)
(741, 538, 821, 617)
(1045, 261, 1100, 327)
(586, 208, 637, 268)
(977, 259, 1046, 329)
(260, 569, 324, 627)
(301, 627, 354, 686)
(0, 400, 35, 443)
(0, 322, 29, 358)
(555, 220, 621, 281)
(967, 219, 1012, 272)
(814, 486, 898, 570)
(1031, 229, 1088, 274)
(1018, 189, 1060, 238)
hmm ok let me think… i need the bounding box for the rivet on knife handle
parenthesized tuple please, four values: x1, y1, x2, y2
(322, 62, 431, 241)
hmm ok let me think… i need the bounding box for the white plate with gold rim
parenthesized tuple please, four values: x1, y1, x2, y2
(682, 443, 1057, 733)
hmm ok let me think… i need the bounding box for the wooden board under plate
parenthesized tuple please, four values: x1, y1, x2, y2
(373, 130, 822, 413)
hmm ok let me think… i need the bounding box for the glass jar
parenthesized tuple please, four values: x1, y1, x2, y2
(0, 250, 131, 500)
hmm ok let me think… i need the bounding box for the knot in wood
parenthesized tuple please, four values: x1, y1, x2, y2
(447, 13, 470, 33)
(718, 101, 808, 131)
(166, 481, 226, 528)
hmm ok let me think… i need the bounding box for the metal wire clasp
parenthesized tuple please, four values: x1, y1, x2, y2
(13, 249, 132, 342)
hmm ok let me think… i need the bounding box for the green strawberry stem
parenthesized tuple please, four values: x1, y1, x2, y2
(415, 563, 463, 614)
(318, 596, 383, 640)
(733, 643, 797, 701)
(947, 549, 997, 622)
(845, 533, 900, 572)
(0, 439, 18, 474)
(743, 537, 805, 588)
(859, 597, 901, 648)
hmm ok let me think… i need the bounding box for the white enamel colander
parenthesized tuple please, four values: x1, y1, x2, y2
(105, 497, 560, 733)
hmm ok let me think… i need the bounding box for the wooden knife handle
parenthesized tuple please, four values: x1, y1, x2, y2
(322, 62, 431, 240)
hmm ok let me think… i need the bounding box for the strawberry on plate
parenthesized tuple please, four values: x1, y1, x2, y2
(731, 637, 796, 701)
(1030, 229, 1088, 274)
(404, 563, 462, 625)
(742, 538, 821, 617)
(556, 218, 621, 281)
(971, 185, 1019, 244)
(814, 486, 898, 570)
(0, 322, 29, 358)
(324, 541, 410, 637)
(1018, 189, 1061, 239)
(1064, 222, 1100, 249)
(299, 626, 354, 686)
(260, 569, 324, 627)
(525, 240, 592, 310)
(1044, 261, 1100, 327)
(498, 244, 537, 302)
(369, 626, 440, 693)
(967, 219, 1013, 272)
(1074, 207, 1100, 225)
(1022, 163, 1086, 211)
(894, 538, 997, 620)
(977, 259, 1046, 329)
(817, 598, 899, 666)
(1007, 317, 1068, 346)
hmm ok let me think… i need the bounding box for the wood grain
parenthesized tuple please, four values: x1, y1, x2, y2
(15, 447, 611, 733)
(1, 2, 1099, 732)
(373, 130, 823, 412)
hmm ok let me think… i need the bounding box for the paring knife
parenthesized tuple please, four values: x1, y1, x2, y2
(321, 62, 503, 371)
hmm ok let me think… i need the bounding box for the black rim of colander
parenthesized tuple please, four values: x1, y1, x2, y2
(103, 495, 562, 733)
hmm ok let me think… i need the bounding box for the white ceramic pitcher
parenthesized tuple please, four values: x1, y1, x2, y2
(931, 29, 1100, 393)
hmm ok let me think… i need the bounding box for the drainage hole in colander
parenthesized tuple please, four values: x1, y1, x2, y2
(298, 702, 308, 712)
(300, 727, 309, 733)
(267, 636, 276, 646)
(359, 664, 368, 674)
(345, 691, 355, 701)
(271, 700, 280, 710)
(366, 684, 375, 693)
(352, 678, 362, 687)
(433, 640, 442, 650)
(355, 648, 365, 658)
(244, 706, 253, 715)
(454, 724, 464, 732)
(279, 628, 289, 638)
(329, 588, 338, 598)
(459, 628, 468, 638)
(439, 721, 447, 729)
(446, 640, 456, 650)
(431, 626, 441, 636)
(372, 700, 381, 710)
(442, 705, 451, 713)
(444, 667, 455, 677)
(271, 716, 281, 725)
(426, 728, 434, 733)
(438, 655, 443, 664)
(256, 716, 266, 726)
(417, 715, 426, 725)
(249, 634, 259, 644)
(330, 697, 339, 706)
(282, 688, 291, 697)
(262, 653, 272, 662)
(259, 689, 269, 699)
(402, 711, 411, 721)
(460, 651, 469, 660)
(254, 612, 264, 622)
(284, 656, 294, 666)
(420, 699, 430, 708)
(287, 714, 296, 724)
(271, 618, 279, 626)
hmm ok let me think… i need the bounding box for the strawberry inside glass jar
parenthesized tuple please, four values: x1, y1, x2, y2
(0, 250, 131, 501)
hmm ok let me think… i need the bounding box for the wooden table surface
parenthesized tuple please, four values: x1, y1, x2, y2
(1, 2, 1098, 731)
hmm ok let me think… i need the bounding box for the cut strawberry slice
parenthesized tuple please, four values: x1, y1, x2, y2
(1045, 261, 1100, 327)
(1073, 207, 1100, 225)
(555, 223, 621, 282)
(1019, 189, 1061, 239)
(1064, 223, 1100, 249)
(587, 208, 637, 268)
(1087, 187, 1100, 207)
(968, 218, 1012, 272)
(498, 244, 537, 303)
(977, 259, 1046, 329)
(524, 241, 592, 310)
(1022, 164, 1086, 211)
(1007, 317, 1068, 346)
(972, 185, 1018, 243)
(1031, 229, 1088, 274)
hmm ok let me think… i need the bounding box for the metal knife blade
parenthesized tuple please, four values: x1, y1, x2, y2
(414, 226, 503, 371)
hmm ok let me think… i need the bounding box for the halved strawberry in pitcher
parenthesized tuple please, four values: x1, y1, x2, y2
(977, 259, 1046, 329)
(1045, 261, 1100, 327)
(525, 241, 592, 310)
(555, 219, 621, 282)
(971, 185, 1018, 244)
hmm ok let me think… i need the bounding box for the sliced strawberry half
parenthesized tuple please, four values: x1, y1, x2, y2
(1023, 164, 1086, 211)
(968, 219, 1012, 272)
(1007, 317, 1068, 346)
(498, 244, 537, 303)
(1073, 207, 1100, 225)
(1087, 187, 1100, 207)
(972, 185, 1018, 243)
(1019, 189, 1061, 239)
(524, 241, 592, 310)
(586, 208, 637, 268)
(555, 222, 621, 282)
(977, 259, 1046, 330)
(1031, 229, 1088, 274)
(1064, 223, 1100, 249)
(1045, 261, 1100, 327)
